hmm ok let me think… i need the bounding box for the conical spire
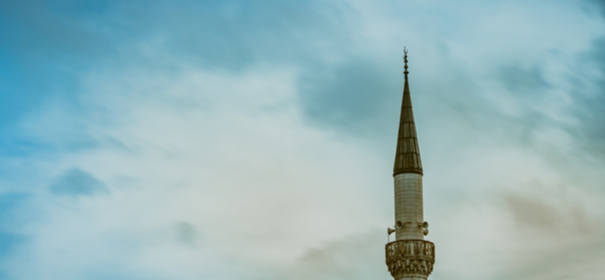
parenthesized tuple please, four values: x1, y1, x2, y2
(394, 48, 423, 176)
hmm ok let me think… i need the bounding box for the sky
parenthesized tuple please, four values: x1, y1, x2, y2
(1, 0, 605, 279)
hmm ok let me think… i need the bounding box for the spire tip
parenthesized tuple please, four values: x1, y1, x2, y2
(403, 47, 409, 77)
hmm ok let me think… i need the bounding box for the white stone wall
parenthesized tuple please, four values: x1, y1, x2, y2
(394, 173, 423, 240)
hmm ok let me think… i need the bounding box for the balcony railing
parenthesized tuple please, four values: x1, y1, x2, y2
(385, 239, 435, 279)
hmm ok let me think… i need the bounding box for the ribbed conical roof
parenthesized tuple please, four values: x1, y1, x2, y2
(393, 50, 423, 176)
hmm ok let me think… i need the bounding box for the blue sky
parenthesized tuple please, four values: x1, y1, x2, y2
(1, 0, 605, 279)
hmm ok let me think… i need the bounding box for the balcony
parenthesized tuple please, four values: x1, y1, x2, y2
(385, 239, 435, 279)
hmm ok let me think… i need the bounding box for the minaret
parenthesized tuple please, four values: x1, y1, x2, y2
(385, 48, 435, 280)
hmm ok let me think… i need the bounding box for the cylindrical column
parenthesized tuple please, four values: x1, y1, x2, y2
(394, 173, 423, 240)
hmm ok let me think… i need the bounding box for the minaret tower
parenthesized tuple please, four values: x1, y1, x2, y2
(385, 49, 435, 280)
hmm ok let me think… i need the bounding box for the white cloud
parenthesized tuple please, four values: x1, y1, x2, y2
(3, 62, 394, 279)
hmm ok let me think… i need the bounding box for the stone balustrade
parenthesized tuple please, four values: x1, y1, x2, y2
(385, 239, 435, 279)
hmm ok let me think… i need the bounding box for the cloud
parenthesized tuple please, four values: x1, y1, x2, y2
(275, 230, 390, 280)
(298, 57, 400, 135)
(567, 36, 605, 160)
(0, 61, 394, 280)
(504, 192, 601, 236)
(500, 190, 605, 280)
(174, 222, 198, 246)
(0, 232, 28, 258)
(50, 168, 108, 196)
(498, 64, 550, 93)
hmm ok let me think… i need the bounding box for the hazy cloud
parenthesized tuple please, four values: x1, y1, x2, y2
(498, 64, 550, 93)
(504, 192, 599, 235)
(569, 37, 605, 160)
(50, 168, 108, 196)
(175, 222, 198, 246)
(276, 230, 389, 280)
(298, 58, 399, 135)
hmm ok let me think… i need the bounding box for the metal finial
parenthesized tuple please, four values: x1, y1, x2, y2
(403, 47, 409, 77)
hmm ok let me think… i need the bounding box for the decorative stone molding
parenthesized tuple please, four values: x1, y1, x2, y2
(385, 239, 435, 279)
